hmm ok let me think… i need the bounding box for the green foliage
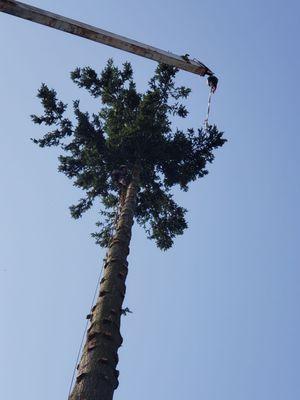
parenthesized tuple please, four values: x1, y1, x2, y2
(31, 60, 226, 250)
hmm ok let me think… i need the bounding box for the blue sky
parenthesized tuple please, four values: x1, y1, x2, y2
(0, 0, 299, 399)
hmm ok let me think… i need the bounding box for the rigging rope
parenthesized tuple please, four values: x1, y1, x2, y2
(67, 260, 105, 398)
(204, 90, 213, 129)
(111, 193, 123, 238)
(203, 75, 218, 129)
(67, 189, 124, 397)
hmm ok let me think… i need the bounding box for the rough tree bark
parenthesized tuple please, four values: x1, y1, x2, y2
(69, 165, 140, 400)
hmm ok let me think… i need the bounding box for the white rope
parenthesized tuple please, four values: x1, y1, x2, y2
(204, 89, 213, 129)
(111, 197, 122, 237)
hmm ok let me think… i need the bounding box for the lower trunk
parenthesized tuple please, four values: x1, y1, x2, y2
(69, 166, 140, 400)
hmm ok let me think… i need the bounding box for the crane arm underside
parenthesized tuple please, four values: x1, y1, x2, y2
(0, 0, 213, 76)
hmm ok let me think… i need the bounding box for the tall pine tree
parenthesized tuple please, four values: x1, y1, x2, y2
(32, 60, 226, 400)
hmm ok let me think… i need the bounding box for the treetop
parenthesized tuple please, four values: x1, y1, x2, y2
(32, 60, 226, 250)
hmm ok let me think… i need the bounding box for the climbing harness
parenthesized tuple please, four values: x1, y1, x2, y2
(204, 75, 218, 129)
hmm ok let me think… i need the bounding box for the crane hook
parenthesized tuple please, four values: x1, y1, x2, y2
(207, 75, 218, 93)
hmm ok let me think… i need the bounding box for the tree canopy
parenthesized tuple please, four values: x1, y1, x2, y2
(32, 60, 226, 250)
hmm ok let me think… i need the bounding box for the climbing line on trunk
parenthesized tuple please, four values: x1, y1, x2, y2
(67, 259, 105, 398)
(111, 189, 126, 239)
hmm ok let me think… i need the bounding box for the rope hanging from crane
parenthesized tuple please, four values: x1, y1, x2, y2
(204, 75, 219, 129)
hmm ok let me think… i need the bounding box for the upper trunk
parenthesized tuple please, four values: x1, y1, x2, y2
(69, 165, 140, 400)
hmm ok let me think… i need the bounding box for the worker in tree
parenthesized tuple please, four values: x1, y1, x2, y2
(111, 165, 128, 189)
(207, 75, 218, 93)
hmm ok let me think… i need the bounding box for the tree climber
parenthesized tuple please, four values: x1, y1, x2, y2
(111, 165, 128, 189)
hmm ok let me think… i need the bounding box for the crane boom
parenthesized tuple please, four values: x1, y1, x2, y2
(0, 0, 213, 76)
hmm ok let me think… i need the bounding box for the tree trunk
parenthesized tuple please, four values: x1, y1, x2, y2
(69, 165, 140, 400)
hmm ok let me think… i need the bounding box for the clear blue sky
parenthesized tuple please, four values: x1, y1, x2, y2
(1, 1, 299, 399)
